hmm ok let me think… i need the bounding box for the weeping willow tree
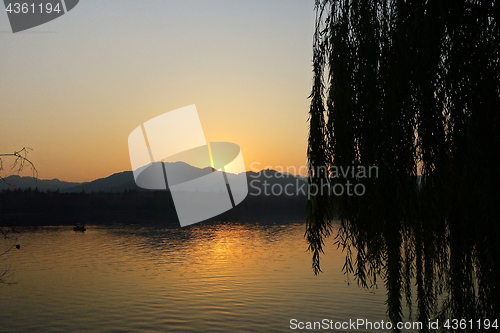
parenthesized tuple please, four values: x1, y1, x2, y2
(307, 0, 499, 331)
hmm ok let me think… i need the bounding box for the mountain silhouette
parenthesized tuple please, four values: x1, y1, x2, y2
(1, 162, 307, 196)
(0, 175, 80, 192)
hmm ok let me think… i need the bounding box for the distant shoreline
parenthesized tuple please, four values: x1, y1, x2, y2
(0, 189, 307, 227)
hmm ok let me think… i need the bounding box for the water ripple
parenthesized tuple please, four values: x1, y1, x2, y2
(0, 222, 391, 332)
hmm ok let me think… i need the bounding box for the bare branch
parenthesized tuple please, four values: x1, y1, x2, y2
(0, 147, 36, 284)
(0, 147, 38, 185)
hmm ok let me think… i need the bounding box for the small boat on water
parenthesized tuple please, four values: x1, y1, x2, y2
(73, 225, 86, 232)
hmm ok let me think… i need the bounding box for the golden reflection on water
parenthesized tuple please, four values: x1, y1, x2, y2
(0, 222, 394, 332)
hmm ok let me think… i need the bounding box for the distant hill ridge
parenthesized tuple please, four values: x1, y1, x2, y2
(0, 162, 307, 195)
(0, 175, 80, 192)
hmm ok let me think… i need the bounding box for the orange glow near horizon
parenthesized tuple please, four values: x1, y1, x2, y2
(4, 140, 308, 183)
(0, 1, 314, 183)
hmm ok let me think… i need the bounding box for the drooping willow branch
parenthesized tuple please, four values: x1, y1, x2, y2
(307, 0, 499, 330)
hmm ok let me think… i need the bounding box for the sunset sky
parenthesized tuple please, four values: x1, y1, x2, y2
(1, 0, 315, 182)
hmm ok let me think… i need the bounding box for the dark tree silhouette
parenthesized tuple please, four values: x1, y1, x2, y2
(307, 1, 499, 331)
(0, 148, 37, 284)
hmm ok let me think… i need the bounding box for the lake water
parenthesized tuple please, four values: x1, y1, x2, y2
(0, 221, 407, 332)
